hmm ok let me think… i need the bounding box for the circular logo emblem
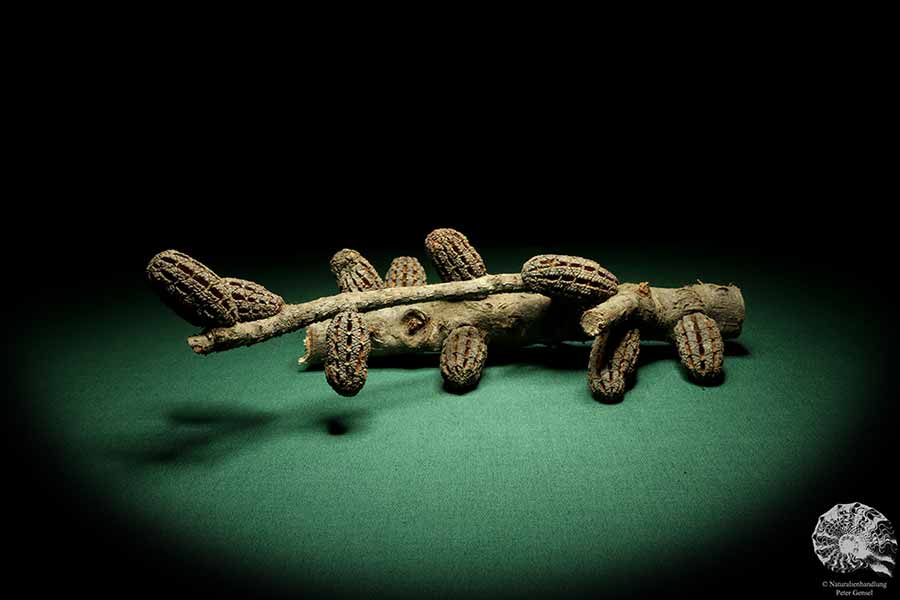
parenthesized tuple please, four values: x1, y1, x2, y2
(812, 502, 897, 576)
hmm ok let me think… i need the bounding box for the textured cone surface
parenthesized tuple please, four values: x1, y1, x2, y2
(672, 313, 724, 382)
(385, 256, 427, 288)
(330, 249, 384, 293)
(440, 325, 488, 391)
(522, 254, 618, 304)
(221, 278, 284, 322)
(324, 310, 371, 396)
(425, 228, 487, 282)
(146, 250, 237, 327)
(588, 327, 640, 401)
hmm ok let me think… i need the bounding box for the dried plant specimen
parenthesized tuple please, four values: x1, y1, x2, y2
(385, 257, 427, 288)
(521, 254, 618, 304)
(330, 249, 384, 293)
(324, 310, 371, 396)
(148, 230, 747, 404)
(588, 326, 640, 402)
(440, 325, 488, 391)
(425, 228, 487, 282)
(221, 278, 284, 322)
(672, 313, 724, 383)
(146, 250, 237, 327)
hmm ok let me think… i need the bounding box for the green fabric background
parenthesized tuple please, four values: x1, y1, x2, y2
(20, 245, 891, 598)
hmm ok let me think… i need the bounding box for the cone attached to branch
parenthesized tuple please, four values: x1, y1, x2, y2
(522, 254, 619, 305)
(146, 250, 282, 327)
(425, 228, 493, 392)
(330, 249, 384, 293)
(425, 228, 487, 282)
(149, 232, 745, 406)
(220, 278, 284, 323)
(671, 312, 724, 383)
(385, 256, 427, 288)
(324, 309, 371, 396)
(440, 325, 488, 392)
(588, 325, 641, 402)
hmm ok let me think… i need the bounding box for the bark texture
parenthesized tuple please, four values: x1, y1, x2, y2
(299, 292, 577, 365)
(299, 283, 744, 367)
(580, 282, 744, 339)
(188, 274, 529, 354)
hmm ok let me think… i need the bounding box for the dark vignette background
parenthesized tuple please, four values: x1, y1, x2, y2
(7, 30, 896, 600)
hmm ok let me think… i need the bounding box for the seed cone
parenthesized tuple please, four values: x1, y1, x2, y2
(588, 326, 640, 402)
(440, 325, 488, 392)
(385, 256, 427, 288)
(220, 277, 284, 322)
(324, 310, 371, 396)
(330, 249, 384, 293)
(672, 313, 724, 383)
(522, 254, 618, 304)
(146, 250, 238, 327)
(425, 228, 487, 282)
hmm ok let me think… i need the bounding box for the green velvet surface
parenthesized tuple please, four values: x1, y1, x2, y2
(21, 246, 889, 597)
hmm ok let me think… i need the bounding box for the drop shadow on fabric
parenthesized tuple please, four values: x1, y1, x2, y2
(641, 340, 749, 386)
(113, 341, 752, 466)
(107, 403, 373, 467)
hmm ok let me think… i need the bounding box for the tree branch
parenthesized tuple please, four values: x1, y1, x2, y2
(187, 274, 526, 354)
(299, 283, 745, 367)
